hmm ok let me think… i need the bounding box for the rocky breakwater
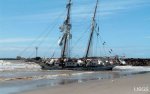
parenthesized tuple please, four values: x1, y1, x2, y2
(125, 58, 150, 66)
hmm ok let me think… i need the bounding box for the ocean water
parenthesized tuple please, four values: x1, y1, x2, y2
(0, 60, 150, 94)
(1, 70, 150, 94)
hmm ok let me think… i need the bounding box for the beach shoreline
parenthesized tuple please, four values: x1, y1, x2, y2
(21, 73, 150, 94)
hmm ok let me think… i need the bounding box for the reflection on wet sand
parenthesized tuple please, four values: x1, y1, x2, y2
(0, 70, 150, 94)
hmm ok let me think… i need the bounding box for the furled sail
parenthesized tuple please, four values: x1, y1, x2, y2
(58, 34, 66, 46)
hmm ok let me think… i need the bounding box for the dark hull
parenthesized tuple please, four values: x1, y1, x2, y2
(38, 61, 114, 71)
(80, 65, 114, 71)
(38, 62, 62, 70)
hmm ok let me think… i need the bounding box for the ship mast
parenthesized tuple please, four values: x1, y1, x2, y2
(85, 0, 99, 58)
(59, 0, 72, 60)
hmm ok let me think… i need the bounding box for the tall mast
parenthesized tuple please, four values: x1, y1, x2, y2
(85, 0, 98, 58)
(59, 0, 72, 59)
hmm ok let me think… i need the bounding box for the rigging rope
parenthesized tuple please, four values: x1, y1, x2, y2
(18, 9, 66, 57)
(71, 24, 91, 53)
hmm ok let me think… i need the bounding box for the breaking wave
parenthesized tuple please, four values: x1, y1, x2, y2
(0, 71, 95, 82)
(113, 66, 150, 72)
(0, 60, 41, 71)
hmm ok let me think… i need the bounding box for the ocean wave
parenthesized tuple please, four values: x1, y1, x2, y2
(113, 66, 150, 72)
(0, 60, 41, 71)
(0, 74, 68, 82)
(71, 72, 94, 76)
(0, 71, 95, 82)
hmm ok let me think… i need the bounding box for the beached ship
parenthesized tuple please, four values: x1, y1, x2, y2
(36, 0, 116, 70)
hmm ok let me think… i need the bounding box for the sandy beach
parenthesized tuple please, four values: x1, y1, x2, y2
(21, 73, 150, 94)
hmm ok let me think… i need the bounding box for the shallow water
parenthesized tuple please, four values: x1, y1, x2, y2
(0, 69, 149, 94)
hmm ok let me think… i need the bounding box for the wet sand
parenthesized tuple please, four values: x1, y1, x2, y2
(21, 73, 150, 94)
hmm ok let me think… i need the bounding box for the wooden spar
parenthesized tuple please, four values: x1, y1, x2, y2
(85, 0, 99, 58)
(61, 0, 72, 59)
